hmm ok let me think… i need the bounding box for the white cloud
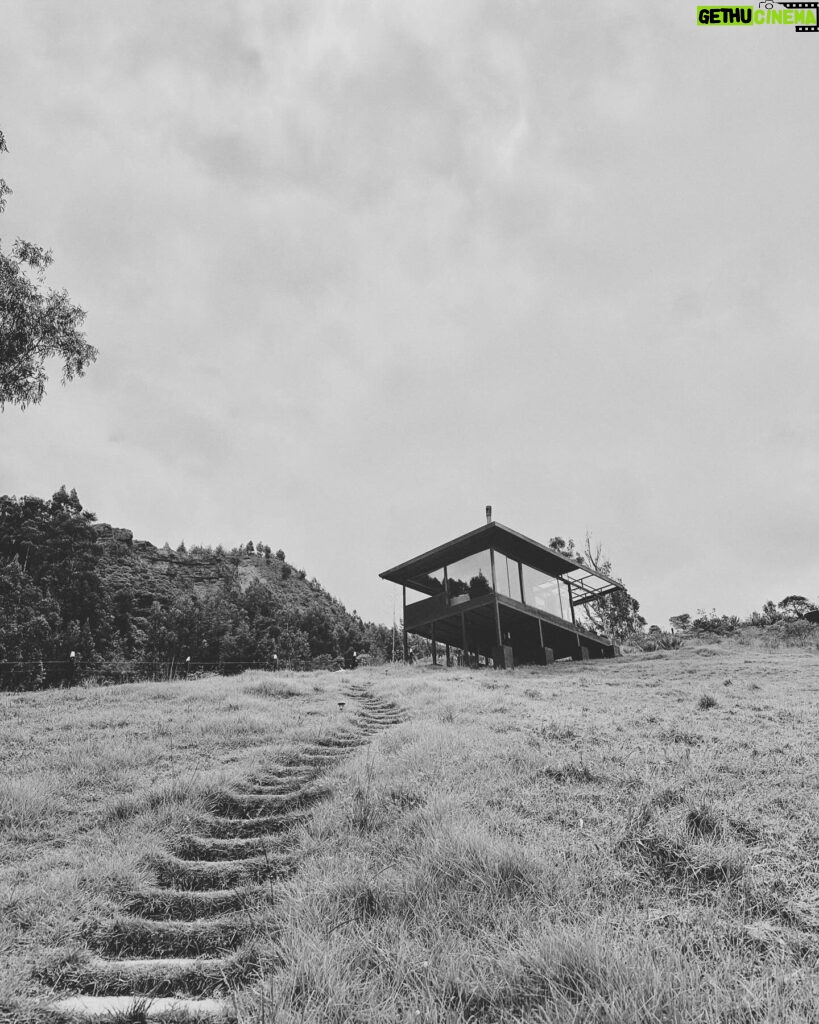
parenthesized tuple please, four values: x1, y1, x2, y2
(1, 1, 818, 626)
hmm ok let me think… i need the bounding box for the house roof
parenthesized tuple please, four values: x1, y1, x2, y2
(379, 521, 624, 606)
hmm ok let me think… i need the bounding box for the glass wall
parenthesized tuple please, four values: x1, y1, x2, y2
(447, 550, 493, 599)
(494, 552, 522, 602)
(407, 567, 445, 594)
(404, 549, 576, 623)
(521, 564, 571, 620)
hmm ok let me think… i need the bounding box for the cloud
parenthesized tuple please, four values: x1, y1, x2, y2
(1, 1, 817, 627)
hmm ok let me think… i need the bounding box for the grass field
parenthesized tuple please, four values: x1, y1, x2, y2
(2, 633, 819, 1022)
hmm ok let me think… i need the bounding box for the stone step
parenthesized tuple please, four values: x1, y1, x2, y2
(121, 885, 264, 921)
(150, 851, 291, 890)
(211, 785, 330, 818)
(87, 914, 245, 958)
(52, 994, 230, 1020)
(196, 809, 308, 839)
(48, 952, 247, 997)
(174, 833, 295, 862)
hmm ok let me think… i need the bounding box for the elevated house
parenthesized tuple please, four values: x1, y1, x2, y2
(380, 510, 625, 667)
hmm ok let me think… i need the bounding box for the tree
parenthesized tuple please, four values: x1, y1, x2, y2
(0, 131, 97, 409)
(581, 534, 645, 641)
(468, 571, 492, 598)
(1, 485, 395, 687)
(0, 559, 62, 687)
(759, 600, 781, 625)
(548, 536, 585, 565)
(277, 626, 311, 665)
(551, 533, 645, 642)
(777, 595, 816, 620)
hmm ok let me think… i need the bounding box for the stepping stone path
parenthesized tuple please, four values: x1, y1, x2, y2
(37, 684, 407, 1022)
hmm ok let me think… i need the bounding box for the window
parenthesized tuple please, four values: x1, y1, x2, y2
(521, 564, 570, 620)
(494, 553, 522, 602)
(447, 551, 493, 599)
(407, 567, 445, 595)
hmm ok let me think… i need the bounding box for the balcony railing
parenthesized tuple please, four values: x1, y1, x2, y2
(405, 588, 609, 647)
(405, 592, 450, 629)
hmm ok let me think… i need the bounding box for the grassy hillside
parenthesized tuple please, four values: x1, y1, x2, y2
(2, 634, 819, 1022)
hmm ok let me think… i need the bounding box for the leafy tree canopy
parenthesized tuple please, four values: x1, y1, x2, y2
(777, 595, 816, 619)
(550, 533, 645, 643)
(0, 130, 97, 409)
(0, 487, 396, 688)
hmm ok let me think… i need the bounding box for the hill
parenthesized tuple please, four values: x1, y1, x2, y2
(2, 635, 819, 1021)
(0, 488, 392, 688)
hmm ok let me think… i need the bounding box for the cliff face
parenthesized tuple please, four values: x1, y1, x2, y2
(93, 523, 234, 611)
(91, 524, 331, 614)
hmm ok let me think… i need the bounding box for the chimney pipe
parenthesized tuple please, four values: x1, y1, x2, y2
(485, 505, 492, 524)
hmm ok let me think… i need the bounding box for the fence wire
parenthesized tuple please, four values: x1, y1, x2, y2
(0, 658, 303, 691)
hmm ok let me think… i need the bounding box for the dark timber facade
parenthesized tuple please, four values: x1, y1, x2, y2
(380, 520, 624, 667)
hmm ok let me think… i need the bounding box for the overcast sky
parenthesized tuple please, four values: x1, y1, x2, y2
(1, 2, 817, 628)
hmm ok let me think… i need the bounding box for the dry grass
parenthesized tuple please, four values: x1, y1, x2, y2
(249, 643, 819, 1022)
(3, 641, 819, 1021)
(0, 670, 348, 1016)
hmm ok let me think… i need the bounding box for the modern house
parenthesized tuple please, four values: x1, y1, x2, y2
(379, 511, 625, 667)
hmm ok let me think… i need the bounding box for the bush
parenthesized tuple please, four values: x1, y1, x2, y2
(629, 631, 681, 652)
(692, 610, 739, 635)
(763, 620, 819, 649)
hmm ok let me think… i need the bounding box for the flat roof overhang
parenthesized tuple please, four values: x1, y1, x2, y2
(380, 521, 624, 606)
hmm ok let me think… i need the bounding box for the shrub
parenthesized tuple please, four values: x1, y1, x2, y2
(630, 631, 681, 652)
(692, 610, 739, 635)
(766, 620, 819, 648)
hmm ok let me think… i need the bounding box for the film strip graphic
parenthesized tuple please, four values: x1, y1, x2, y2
(776, 2, 819, 31)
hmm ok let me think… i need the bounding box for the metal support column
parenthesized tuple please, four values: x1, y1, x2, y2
(431, 622, 437, 665)
(489, 548, 503, 652)
(402, 584, 408, 662)
(568, 583, 581, 654)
